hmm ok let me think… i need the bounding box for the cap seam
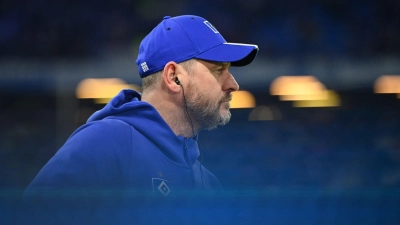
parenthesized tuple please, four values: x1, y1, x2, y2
(173, 17, 202, 54)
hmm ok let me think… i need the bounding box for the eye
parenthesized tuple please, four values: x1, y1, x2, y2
(215, 68, 223, 74)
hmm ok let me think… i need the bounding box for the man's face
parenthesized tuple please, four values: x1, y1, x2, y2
(185, 59, 239, 131)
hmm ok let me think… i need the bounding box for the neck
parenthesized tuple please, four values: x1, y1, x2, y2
(142, 91, 199, 138)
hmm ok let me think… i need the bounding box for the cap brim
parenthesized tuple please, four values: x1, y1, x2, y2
(194, 43, 258, 67)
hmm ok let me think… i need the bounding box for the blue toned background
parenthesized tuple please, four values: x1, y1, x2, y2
(1, 0, 400, 224)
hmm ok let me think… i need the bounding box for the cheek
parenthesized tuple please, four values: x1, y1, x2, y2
(206, 79, 223, 95)
(197, 75, 223, 100)
(208, 88, 223, 104)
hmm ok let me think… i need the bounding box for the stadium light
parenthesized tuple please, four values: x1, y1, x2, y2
(374, 75, 400, 94)
(293, 90, 340, 107)
(270, 75, 340, 107)
(230, 90, 256, 108)
(270, 76, 327, 101)
(76, 78, 141, 104)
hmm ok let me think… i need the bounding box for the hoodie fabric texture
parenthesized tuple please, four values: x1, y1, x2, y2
(25, 89, 222, 197)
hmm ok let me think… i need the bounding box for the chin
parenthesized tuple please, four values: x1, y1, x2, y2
(219, 111, 231, 125)
(220, 102, 231, 111)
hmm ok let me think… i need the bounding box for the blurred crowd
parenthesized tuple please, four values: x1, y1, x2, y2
(0, 95, 56, 188)
(0, 0, 399, 59)
(203, 106, 400, 189)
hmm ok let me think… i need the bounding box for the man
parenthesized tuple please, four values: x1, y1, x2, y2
(25, 15, 258, 198)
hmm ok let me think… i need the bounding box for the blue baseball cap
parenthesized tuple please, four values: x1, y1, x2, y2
(136, 15, 259, 78)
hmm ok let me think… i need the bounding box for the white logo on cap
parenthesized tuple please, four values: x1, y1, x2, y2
(204, 21, 219, 33)
(141, 62, 149, 72)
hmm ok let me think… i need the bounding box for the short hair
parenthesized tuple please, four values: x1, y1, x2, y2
(141, 59, 195, 93)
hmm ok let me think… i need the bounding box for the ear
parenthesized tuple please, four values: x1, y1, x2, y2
(162, 61, 183, 93)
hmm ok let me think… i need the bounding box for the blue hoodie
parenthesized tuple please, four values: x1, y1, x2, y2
(25, 89, 222, 197)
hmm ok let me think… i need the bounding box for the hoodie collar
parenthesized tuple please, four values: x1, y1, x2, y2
(87, 89, 200, 166)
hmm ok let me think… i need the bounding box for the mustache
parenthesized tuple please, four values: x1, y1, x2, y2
(220, 93, 232, 103)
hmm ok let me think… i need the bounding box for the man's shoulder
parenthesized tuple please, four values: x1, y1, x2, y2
(70, 117, 133, 138)
(25, 118, 136, 191)
(58, 118, 138, 161)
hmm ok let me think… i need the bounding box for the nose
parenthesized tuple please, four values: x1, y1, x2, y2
(222, 71, 239, 92)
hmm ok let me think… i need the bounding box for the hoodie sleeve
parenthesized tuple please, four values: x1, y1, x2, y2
(25, 119, 133, 192)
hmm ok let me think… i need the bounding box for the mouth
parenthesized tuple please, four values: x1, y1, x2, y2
(221, 94, 232, 103)
(219, 94, 232, 110)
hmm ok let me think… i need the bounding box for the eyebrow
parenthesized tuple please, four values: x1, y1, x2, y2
(214, 62, 230, 68)
(199, 59, 231, 69)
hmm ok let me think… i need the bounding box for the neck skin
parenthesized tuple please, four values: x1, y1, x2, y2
(141, 89, 198, 138)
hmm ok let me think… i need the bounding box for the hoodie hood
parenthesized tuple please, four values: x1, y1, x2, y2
(87, 89, 200, 166)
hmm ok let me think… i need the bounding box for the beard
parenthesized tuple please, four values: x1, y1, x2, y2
(185, 81, 232, 131)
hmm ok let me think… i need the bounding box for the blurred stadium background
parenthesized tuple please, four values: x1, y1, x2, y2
(1, 0, 400, 224)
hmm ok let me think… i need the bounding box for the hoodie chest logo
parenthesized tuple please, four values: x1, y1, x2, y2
(152, 178, 171, 197)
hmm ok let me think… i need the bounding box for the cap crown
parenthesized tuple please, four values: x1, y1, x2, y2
(136, 15, 226, 77)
